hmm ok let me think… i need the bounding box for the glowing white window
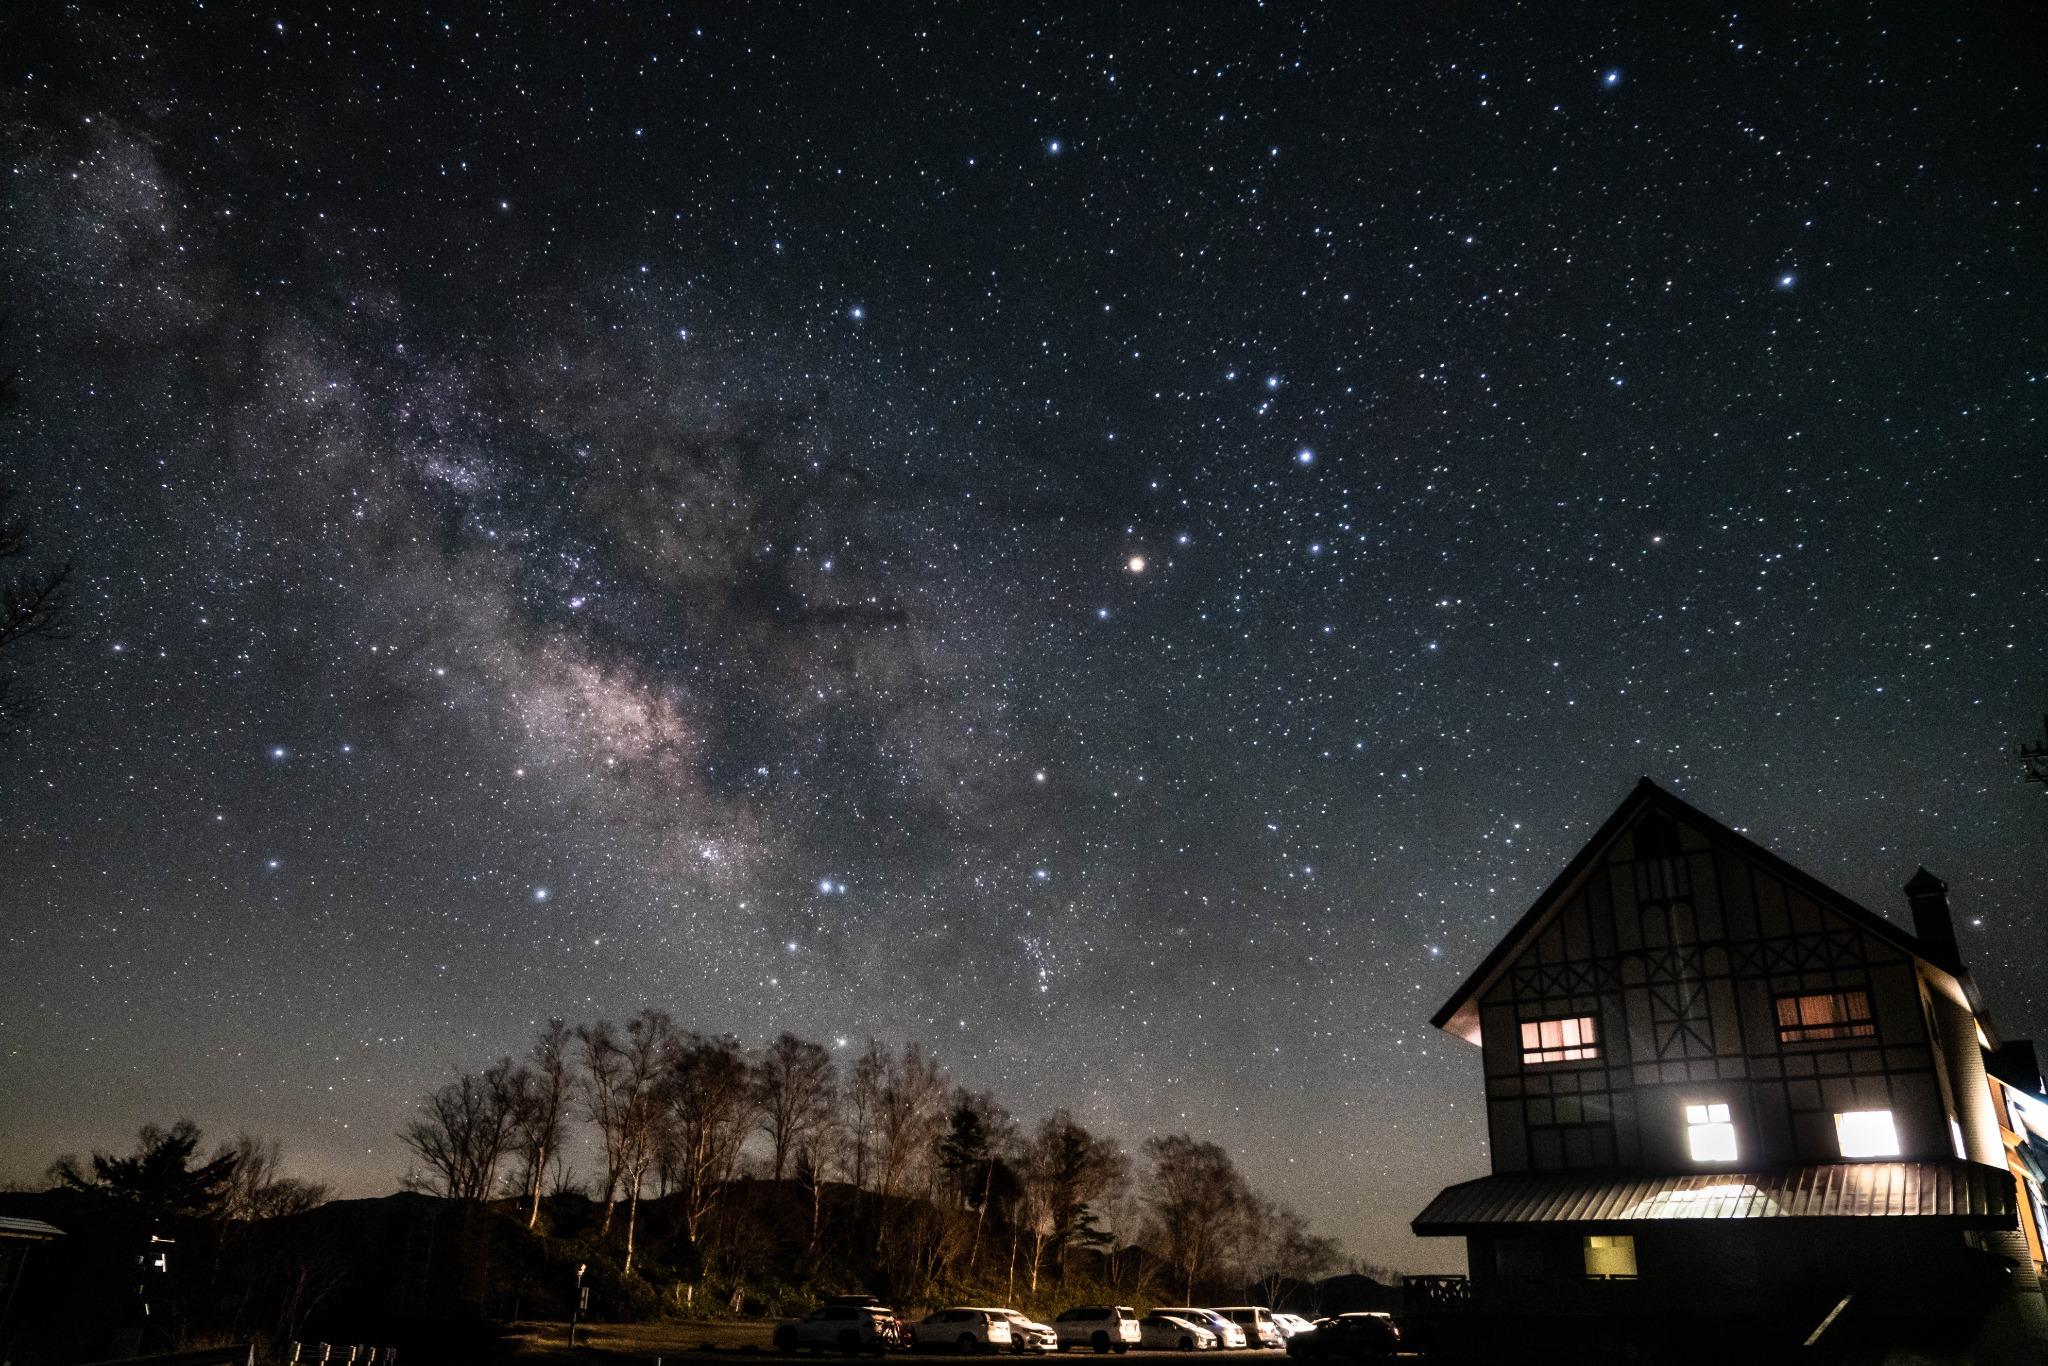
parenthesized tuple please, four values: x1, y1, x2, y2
(1834, 1109, 1901, 1158)
(1520, 1015, 1599, 1064)
(1685, 1102, 1737, 1162)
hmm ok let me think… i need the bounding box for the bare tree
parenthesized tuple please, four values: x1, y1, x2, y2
(793, 1116, 848, 1256)
(873, 1041, 948, 1249)
(847, 1039, 885, 1192)
(511, 1019, 572, 1229)
(216, 1135, 330, 1220)
(614, 1009, 676, 1274)
(1246, 1201, 1341, 1310)
(1144, 1133, 1250, 1304)
(578, 1020, 630, 1233)
(753, 1032, 836, 1182)
(666, 1032, 756, 1252)
(398, 1062, 519, 1202)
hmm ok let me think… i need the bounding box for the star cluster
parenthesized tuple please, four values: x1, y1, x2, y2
(0, 6, 2041, 1270)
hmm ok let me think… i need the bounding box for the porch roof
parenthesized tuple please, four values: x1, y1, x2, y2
(1413, 1160, 2017, 1235)
(0, 1215, 67, 1241)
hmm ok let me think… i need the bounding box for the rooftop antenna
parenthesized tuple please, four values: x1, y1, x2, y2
(2020, 715, 2048, 789)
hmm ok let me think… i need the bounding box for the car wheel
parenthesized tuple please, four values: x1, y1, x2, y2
(838, 1330, 861, 1356)
(1091, 1333, 1110, 1354)
(1178, 1338, 1194, 1353)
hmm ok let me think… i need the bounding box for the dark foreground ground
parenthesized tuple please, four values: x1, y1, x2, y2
(503, 1326, 1420, 1366)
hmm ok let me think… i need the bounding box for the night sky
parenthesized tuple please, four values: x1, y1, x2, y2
(2, 5, 2042, 1272)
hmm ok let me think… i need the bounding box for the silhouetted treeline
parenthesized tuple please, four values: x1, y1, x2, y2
(393, 1014, 1362, 1314)
(1, 1021, 1381, 1361)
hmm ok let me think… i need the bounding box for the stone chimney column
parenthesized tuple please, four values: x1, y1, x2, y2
(1904, 866, 1962, 973)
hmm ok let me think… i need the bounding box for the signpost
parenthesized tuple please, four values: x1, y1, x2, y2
(567, 1263, 587, 1349)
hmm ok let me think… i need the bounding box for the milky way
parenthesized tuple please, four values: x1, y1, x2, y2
(1, 6, 2042, 1270)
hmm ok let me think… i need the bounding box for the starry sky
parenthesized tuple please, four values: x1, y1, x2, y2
(1, 5, 2042, 1273)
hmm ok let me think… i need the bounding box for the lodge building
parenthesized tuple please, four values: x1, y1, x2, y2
(1412, 779, 2048, 1352)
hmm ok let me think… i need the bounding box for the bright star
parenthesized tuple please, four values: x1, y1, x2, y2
(1265, 375, 1282, 390)
(849, 305, 865, 320)
(533, 886, 551, 902)
(1047, 139, 1062, 155)
(1602, 69, 1622, 87)
(1295, 447, 1315, 465)
(1127, 554, 1146, 573)
(1776, 272, 1797, 290)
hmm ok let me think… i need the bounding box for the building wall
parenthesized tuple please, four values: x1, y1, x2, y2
(1476, 809, 1945, 1174)
(1464, 1222, 2003, 1316)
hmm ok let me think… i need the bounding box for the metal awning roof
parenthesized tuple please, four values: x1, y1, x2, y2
(0, 1215, 67, 1241)
(1413, 1161, 2017, 1235)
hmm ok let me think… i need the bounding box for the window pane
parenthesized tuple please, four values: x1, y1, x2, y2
(1835, 1109, 1901, 1158)
(1777, 990, 1879, 1042)
(1689, 1122, 1737, 1162)
(1583, 1234, 1638, 1279)
(1522, 1015, 1600, 1064)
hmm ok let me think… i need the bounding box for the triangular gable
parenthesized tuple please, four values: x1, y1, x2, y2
(1430, 777, 1940, 1045)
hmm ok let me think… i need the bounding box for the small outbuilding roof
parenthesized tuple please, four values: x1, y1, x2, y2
(1412, 1160, 2017, 1235)
(0, 1215, 67, 1241)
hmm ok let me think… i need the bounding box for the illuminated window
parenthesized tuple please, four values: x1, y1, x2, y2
(1685, 1102, 1738, 1162)
(1775, 990, 1876, 1043)
(1583, 1234, 1638, 1279)
(1834, 1109, 1901, 1158)
(1521, 1015, 1599, 1064)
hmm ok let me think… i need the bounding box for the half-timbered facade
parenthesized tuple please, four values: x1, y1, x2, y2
(1412, 779, 2048, 1349)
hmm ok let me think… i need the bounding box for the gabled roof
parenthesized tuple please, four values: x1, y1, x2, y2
(1412, 1160, 2017, 1235)
(1430, 777, 1945, 1043)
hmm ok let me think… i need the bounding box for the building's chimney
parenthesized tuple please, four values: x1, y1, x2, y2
(1905, 866, 1962, 972)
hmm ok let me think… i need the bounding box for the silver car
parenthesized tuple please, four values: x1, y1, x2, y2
(972, 1308, 1058, 1354)
(1137, 1314, 1217, 1351)
(1152, 1310, 1243, 1350)
(1211, 1308, 1284, 1350)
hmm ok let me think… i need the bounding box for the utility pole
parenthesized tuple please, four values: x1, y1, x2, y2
(567, 1262, 587, 1349)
